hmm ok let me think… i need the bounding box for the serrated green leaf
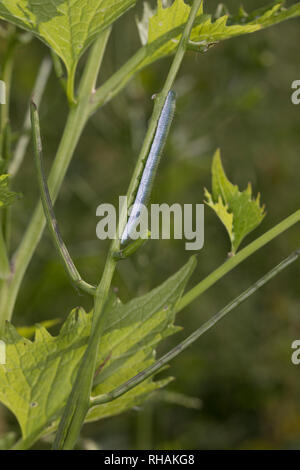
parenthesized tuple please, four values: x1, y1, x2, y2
(0, 307, 90, 445)
(0, 1, 136, 102)
(0, 174, 20, 208)
(231, 2, 300, 27)
(0, 256, 196, 448)
(135, 1, 300, 71)
(205, 149, 265, 254)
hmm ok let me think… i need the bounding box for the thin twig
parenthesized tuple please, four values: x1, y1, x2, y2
(90, 248, 300, 406)
(30, 101, 96, 296)
(9, 56, 52, 176)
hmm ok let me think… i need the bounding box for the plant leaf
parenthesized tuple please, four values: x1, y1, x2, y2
(0, 1, 136, 102)
(0, 308, 90, 445)
(135, 1, 300, 70)
(205, 149, 265, 254)
(88, 255, 197, 422)
(0, 174, 20, 208)
(0, 256, 196, 448)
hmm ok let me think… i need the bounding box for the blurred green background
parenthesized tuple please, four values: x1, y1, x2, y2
(1, 0, 300, 449)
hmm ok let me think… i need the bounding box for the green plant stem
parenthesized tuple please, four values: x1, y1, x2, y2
(66, 66, 77, 106)
(90, 248, 300, 406)
(1, 2, 300, 328)
(0, 0, 206, 323)
(90, 47, 147, 113)
(2, 123, 12, 248)
(0, 28, 16, 136)
(0, 29, 111, 330)
(53, 0, 205, 450)
(0, 225, 10, 279)
(11, 244, 300, 450)
(30, 102, 96, 296)
(119, 0, 205, 233)
(90, 0, 203, 114)
(52, 253, 117, 449)
(12, 422, 57, 450)
(0, 28, 16, 302)
(3, 57, 52, 269)
(161, 1, 204, 95)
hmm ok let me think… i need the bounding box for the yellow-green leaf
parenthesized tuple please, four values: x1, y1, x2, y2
(136, 1, 300, 71)
(205, 149, 265, 254)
